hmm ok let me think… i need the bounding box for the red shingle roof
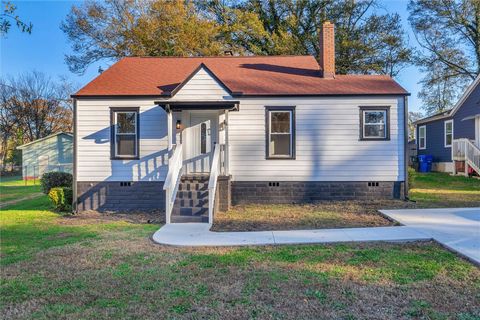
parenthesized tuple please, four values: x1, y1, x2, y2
(73, 56, 409, 97)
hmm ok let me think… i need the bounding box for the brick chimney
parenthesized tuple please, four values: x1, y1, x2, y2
(319, 21, 335, 78)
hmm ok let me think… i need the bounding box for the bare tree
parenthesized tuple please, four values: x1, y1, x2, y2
(0, 72, 74, 166)
(409, 0, 480, 114)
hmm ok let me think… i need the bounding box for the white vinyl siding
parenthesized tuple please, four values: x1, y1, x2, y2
(76, 99, 169, 181)
(228, 97, 405, 181)
(76, 69, 405, 183)
(172, 67, 231, 101)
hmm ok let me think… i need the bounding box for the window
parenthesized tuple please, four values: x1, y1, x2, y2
(444, 120, 453, 147)
(418, 125, 426, 150)
(266, 106, 295, 159)
(359, 107, 390, 140)
(111, 108, 139, 159)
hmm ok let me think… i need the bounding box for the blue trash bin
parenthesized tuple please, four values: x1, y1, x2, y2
(425, 155, 433, 172)
(418, 155, 427, 172)
(418, 155, 433, 172)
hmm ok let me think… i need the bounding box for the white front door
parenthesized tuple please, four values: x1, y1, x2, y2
(185, 112, 218, 173)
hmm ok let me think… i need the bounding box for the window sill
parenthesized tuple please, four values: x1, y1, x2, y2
(359, 138, 390, 141)
(111, 156, 140, 160)
(266, 156, 296, 160)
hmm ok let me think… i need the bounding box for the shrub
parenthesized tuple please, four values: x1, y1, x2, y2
(48, 187, 73, 211)
(40, 172, 72, 194)
(408, 167, 416, 189)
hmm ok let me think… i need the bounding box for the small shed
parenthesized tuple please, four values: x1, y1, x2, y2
(17, 132, 73, 179)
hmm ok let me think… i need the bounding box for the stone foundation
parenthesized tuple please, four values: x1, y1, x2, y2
(76, 181, 165, 212)
(231, 181, 404, 205)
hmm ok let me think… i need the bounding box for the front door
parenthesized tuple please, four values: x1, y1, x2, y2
(186, 112, 218, 173)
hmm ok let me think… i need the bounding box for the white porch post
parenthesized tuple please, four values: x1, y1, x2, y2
(167, 105, 173, 151)
(225, 110, 229, 176)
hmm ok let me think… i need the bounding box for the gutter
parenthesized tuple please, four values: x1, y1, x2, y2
(72, 98, 78, 213)
(404, 95, 409, 199)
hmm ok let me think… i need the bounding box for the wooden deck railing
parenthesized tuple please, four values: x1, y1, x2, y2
(452, 139, 480, 175)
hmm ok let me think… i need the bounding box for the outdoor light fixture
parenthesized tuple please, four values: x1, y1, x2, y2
(176, 120, 181, 129)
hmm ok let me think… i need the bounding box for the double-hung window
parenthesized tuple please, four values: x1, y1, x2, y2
(359, 107, 390, 140)
(266, 106, 295, 159)
(111, 108, 139, 159)
(444, 120, 453, 147)
(418, 125, 426, 150)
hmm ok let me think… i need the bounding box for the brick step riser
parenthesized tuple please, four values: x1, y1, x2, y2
(178, 185, 208, 192)
(171, 215, 209, 223)
(173, 199, 209, 208)
(172, 207, 209, 216)
(176, 191, 209, 200)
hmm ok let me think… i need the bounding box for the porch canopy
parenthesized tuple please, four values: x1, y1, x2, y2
(155, 101, 239, 160)
(155, 101, 240, 112)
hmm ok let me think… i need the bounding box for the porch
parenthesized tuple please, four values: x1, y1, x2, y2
(157, 101, 239, 224)
(452, 139, 480, 176)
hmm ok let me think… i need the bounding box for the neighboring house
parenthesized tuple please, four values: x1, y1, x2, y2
(415, 75, 480, 175)
(72, 22, 409, 223)
(17, 132, 73, 179)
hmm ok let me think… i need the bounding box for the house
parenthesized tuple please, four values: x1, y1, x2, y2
(17, 132, 73, 179)
(415, 75, 480, 175)
(72, 22, 409, 223)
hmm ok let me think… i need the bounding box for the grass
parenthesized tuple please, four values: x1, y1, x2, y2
(213, 171, 480, 231)
(410, 172, 480, 207)
(0, 176, 42, 204)
(1, 196, 480, 319)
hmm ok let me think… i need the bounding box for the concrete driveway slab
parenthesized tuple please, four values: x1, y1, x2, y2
(381, 207, 480, 265)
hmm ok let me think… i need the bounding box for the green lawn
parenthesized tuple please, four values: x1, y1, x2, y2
(0, 176, 42, 204)
(410, 172, 480, 207)
(1, 196, 479, 319)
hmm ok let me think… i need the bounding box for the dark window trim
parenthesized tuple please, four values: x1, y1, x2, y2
(359, 106, 391, 141)
(110, 107, 140, 160)
(265, 106, 296, 160)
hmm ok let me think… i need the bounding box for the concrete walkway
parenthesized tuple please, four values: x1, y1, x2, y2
(153, 207, 480, 265)
(381, 207, 480, 265)
(152, 224, 429, 247)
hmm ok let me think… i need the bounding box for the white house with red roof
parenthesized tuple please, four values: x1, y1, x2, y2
(73, 22, 409, 224)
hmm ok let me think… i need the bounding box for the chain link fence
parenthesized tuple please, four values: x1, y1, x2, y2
(1, 163, 73, 185)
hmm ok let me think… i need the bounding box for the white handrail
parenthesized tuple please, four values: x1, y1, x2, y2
(163, 144, 183, 224)
(208, 144, 222, 225)
(452, 139, 480, 175)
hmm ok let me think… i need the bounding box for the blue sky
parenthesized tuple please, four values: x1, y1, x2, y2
(1, 0, 424, 112)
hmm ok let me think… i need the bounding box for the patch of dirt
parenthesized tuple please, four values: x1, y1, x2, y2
(58, 210, 165, 226)
(212, 200, 416, 232)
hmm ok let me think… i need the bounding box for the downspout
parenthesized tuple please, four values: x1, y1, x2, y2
(72, 98, 78, 213)
(403, 95, 409, 200)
